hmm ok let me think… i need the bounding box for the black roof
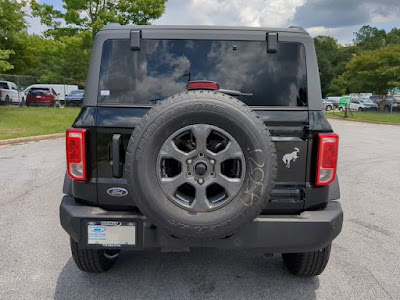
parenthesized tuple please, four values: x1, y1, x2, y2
(101, 24, 308, 34)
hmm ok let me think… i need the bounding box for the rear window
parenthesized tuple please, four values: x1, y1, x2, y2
(69, 90, 84, 97)
(0, 82, 8, 89)
(99, 39, 307, 106)
(29, 88, 50, 95)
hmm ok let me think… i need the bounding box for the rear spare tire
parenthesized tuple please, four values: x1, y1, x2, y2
(125, 91, 277, 240)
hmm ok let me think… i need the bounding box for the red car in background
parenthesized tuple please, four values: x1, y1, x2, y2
(26, 87, 60, 107)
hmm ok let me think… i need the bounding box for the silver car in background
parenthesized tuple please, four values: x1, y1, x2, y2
(354, 97, 379, 111)
(322, 99, 336, 111)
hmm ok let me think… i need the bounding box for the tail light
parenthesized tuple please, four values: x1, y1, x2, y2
(187, 81, 219, 90)
(0, 90, 2, 98)
(66, 128, 87, 181)
(316, 133, 339, 186)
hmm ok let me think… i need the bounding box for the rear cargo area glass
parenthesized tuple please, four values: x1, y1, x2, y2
(98, 39, 307, 106)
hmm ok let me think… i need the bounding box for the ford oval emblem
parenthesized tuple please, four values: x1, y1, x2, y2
(107, 187, 128, 197)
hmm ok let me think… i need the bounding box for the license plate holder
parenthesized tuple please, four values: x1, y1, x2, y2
(87, 221, 137, 247)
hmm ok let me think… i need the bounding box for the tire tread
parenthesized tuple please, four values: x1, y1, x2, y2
(282, 244, 331, 276)
(70, 239, 118, 273)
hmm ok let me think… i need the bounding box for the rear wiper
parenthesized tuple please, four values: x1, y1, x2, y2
(218, 89, 253, 97)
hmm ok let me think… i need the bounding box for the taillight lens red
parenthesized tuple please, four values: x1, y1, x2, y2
(42, 93, 52, 100)
(187, 81, 219, 90)
(316, 133, 339, 186)
(66, 128, 87, 181)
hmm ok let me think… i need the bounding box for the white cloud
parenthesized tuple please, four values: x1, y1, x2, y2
(154, 0, 306, 28)
(306, 26, 354, 44)
(25, 0, 400, 44)
(26, 16, 48, 36)
(20, 1, 48, 36)
(293, 0, 400, 29)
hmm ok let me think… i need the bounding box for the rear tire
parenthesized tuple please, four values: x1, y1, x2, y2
(282, 244, 331, 276)
(325, 105, 332, 111)
(5, 95, 10, 105)
(338, 107, 343, 112)
(358, 107, 362, 112)
(70, 238, 120, 273)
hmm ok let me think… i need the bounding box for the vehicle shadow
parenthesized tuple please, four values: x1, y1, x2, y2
(54, 249, 319, 300)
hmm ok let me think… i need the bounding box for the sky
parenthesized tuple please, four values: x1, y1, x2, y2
(26, 0, 400, 45)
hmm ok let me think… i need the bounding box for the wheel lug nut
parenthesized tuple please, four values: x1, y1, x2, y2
(187, 171, 192, 177)
(198, 178, 204, 185)
(187, 159, 193, 164)
(210, 159, 215, 165)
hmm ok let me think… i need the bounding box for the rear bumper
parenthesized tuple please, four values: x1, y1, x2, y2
(64, 100, 82, 106)
(60, 196, 343, 253)
(26, 100, 55, 105)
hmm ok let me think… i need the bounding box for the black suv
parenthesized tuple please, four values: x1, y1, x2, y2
(61, 25, 343, 276)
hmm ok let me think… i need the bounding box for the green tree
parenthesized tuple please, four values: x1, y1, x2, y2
(0, 0, 26, 36)
(314, 36, 357, 97)
(386, 28, 400, 45)
(0, 49, 14, 72)
(314, 36, 339, 97)
(333, 46, 357, 77)
(343, 44, 400, 109)
(21, 32, 92, 87)
(32, 0, 167, 38)
(0, 0, 27, 73)
(354, 25, 387, 50)
(327, 76, 348, 97)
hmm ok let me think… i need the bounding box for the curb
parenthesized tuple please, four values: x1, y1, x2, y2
(0, 133, 65, 146)
(326, 116, 400, 126)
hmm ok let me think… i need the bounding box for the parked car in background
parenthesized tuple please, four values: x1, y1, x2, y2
(64, 90, 84, 106)
(338, 95, 378, 111)
(326, 96, 341, 105)
(26, 87, 60, 107)
(384, 97, 400, 112)
(370, 95, 399, 112)
(0, 81, 24, 105)
(322, 99, 336, 111)
(23, 84, 78, 101)
(369, 95, 381, 105)
(350, 97, 378, 111)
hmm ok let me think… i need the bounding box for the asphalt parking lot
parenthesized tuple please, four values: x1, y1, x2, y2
(0, 118, 399, 300)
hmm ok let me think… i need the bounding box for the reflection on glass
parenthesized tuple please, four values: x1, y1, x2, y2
(99, 39, 307, 106)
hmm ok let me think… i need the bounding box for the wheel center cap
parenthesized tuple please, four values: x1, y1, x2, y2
(195, 162, 207, 175)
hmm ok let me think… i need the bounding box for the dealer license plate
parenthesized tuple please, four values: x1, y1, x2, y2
(87, 221, 136, 246)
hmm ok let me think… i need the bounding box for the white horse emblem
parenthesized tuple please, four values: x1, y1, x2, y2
(282, 148, 300, 168)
